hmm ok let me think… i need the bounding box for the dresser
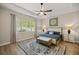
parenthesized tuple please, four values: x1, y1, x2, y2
(63, 34, 75, 43)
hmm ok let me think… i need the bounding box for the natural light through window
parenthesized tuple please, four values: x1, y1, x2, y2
(16, 16, 35, 32)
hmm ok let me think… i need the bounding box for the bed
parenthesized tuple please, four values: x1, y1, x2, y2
(37, 27, 62, 45)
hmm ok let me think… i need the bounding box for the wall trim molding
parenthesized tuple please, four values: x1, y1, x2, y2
(0, 37, 34, 46)
(0, 42, 10, 46)
(16, 37, 33, 42)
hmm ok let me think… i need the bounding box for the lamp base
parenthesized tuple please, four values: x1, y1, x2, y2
(68, 29, 71, 34)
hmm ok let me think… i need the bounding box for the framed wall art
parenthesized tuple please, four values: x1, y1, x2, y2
(49, 17, 58, 26)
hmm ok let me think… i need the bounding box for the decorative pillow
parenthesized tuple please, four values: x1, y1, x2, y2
(49, 31, 54, 34)
(54, 32, 60, 35)
(45, 31, 60, 35)
(45, 31, 50, 34)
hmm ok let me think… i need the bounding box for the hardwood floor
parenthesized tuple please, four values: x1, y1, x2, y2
(0, 40, 79, 55)
(0, 38, 33, 55)
(0, 43, 25, 55)
(60, 41, 79, 55)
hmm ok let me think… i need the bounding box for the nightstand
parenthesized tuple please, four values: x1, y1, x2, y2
(63, 34, 75, 43)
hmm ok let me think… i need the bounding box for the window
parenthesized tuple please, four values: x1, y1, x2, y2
(16, 16, 35, 32)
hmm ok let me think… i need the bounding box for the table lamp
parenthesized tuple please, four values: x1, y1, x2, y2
(42, 25, 46, 32)
(67, 25, 72, 41)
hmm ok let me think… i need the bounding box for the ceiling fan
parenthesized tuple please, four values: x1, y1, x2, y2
(36, 3, 52, 15)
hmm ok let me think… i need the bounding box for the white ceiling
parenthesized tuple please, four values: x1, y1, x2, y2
(14, 3, 79, 19)
(1, 3, 79, 19)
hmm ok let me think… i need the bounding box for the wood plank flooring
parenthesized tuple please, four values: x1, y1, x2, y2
(0, 43, 25, 55)
(60, 41, 79, 55)
(0, 39, 79, 55)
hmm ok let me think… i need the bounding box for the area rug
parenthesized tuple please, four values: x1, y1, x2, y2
(18, 40, 66, 55)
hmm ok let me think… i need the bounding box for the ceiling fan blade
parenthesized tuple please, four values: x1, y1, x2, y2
(36, 12, 46, 15)
(43, 13, 47, 15)
(44, 10, 52, 12)
(36, 13, 40, 15)
(35, 3, 52, 15)
(35, 11, 41, 12)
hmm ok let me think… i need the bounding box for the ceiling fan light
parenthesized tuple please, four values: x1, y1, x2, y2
(40, 12, 43, 15)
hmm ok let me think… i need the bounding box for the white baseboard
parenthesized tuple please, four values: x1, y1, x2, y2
(16, 37, 33, 42)
(0, 42, 10, 46)
(16, 38, 27, 42)
(0, 37, 34, 46)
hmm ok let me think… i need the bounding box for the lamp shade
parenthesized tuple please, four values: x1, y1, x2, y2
(67, 24, 72, 29)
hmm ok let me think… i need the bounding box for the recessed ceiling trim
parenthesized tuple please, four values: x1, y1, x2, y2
(13, 3, 37, 16)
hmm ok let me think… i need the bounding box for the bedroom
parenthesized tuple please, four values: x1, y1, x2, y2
(0, 3, 79, 55)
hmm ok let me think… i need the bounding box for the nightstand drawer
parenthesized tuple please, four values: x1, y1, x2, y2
(63, 34, 75, 42)
(63, 35, 68, 41)
(69, 35, 75, 42)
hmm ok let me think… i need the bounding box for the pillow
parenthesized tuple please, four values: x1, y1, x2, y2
(45, 31, 50, 34)
(54, 32, 60, 35)
(45, 31, 54, 34)
(49, 31, 54, 34)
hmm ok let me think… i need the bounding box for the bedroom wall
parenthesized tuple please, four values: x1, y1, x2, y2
(0, 6, 37, 46)
(0, 6, 11, 45)
(58, 11, 79, 42)
(42, 11, 79, 42)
